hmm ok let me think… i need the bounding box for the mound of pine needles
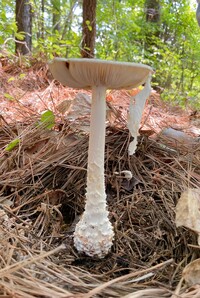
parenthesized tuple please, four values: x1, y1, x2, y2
(0, 111, 200, 297)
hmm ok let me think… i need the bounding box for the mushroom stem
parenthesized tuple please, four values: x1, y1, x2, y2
(86, 86, 107, 211)
(74, 86, 114, 257)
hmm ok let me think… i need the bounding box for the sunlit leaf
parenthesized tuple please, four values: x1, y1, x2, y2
(7, 77, 15, 82)
(39, 110, 55, 129)
(19, 73, 26, 79)
(4, 93, 15, 101)
(85, 20, 92, 31)
(15, 31, 26, 40)
(5, 139, 20, 151)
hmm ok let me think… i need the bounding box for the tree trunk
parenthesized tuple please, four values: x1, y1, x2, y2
(196, 0, 200, 27)
(52, 0, 61, 32)
(15, 0, 32, 55)
(41, 0, 45, 39)
(81, 0, 97, 58)
(35, 0, 44, 41)
(144, 0, 161, 52)
(145, 0, 160, 23)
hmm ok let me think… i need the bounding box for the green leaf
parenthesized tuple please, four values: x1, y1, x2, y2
(85, 20, 92, 31)
(19, 73, 26, 79)
(15, 31, 25, 40)
(5, 139, 20, 151)
(39, 110, 55, 129)
(4, 93, 15, 101)
(7, 77, 15, 82)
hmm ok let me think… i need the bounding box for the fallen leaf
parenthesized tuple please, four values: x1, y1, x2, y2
(56, 99, 73, 114)
(176, 188, 200, 244)
(183, 259, 200, 286)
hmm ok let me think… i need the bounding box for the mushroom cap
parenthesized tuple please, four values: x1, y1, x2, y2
(48, 58, 153, 89)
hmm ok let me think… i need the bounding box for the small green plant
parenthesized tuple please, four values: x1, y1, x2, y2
(38, 110, 55, 129)
(5, 138, 20, 151)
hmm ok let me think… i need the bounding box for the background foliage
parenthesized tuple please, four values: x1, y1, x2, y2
(0, 0, 200, 108)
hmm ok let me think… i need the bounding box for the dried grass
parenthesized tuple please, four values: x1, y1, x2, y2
(0, 104, 200, 297)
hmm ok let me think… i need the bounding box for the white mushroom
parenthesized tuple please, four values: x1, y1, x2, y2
(48, 58, 153, 258)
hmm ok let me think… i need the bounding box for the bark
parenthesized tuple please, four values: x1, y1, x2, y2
(196, 1, 200, 27)
(52, 0, 61, 32)
(15, 0, 32, 55)
(41, 0, 45, 39)
(145, 0, 160, 23)
(81, 0, 97, 58)
(144, 0, 161, 52)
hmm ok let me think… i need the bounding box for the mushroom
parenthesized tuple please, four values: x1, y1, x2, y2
(48, 58, 153, 258)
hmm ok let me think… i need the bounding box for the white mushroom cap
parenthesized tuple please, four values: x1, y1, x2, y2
(48, 58, 153, 89)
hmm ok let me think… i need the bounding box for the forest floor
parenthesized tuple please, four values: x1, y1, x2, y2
(0, 58, 200, 298)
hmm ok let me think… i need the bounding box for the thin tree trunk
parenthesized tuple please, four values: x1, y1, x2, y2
(145, 0, 160, 23)
(61, 0, 78, 40)
(15, 0, 32, 55)
(52, 0, 61, 32)
(41, 0, 45, 39)
(196, 0, 200, 26)
(37, 0, 45, 40)
(144, 0, 161, 52)
(81, 0, 97, 58)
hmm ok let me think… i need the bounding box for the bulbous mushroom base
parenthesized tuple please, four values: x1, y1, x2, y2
(74, 214, 114, 258)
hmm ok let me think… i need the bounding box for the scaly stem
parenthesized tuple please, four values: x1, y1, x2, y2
(74, 86, 114, 257)
(84, 85, 107, 215)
